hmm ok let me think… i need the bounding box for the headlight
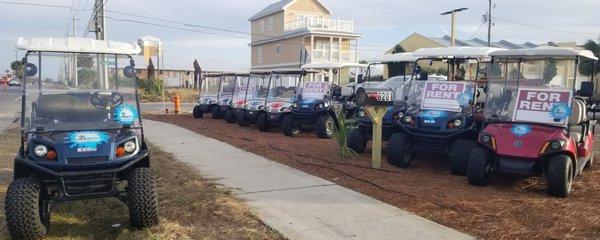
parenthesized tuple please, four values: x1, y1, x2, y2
(315, 103, 325, 110)
(124, 140, 137, 153)
(481, 135, 491, 143)
(264, 106, 271, 112)
(281, 107, 289, 112)
(243, 104, 248, 108)
(291, 103, 298, 108)
(480, 134, 496, 150)
(404, 116, 413, 123)
(358, 111, 366, 117)
(453, 119, 463, 127)
(34, 145, 48, 157)
(397, 112, 405, 119)
(550, 141, 564, 150)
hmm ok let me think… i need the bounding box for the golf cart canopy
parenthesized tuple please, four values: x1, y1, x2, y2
(222, 72, 250, 77)
(414, 47, 505, 59)
(490, 47, 598, 60)
(272, 69, 319, 75)
(367, 52, 418, 63)
(301, 62, 367, 69)
(16, 37, 141, 55)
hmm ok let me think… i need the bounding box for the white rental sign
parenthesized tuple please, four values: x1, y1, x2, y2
(421, 81, 472, 112)
(512, 87, 573, 126)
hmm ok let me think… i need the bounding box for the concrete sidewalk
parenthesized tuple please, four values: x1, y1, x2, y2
(144, 120, 474, 240)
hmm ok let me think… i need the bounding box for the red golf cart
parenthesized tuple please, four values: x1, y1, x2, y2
(467, 47, 598, 197)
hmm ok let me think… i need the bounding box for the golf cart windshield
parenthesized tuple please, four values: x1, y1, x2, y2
(219, 75, 236, 99)
(484, 58, 576, 125)
(232, 75, 251, 105)
(23, 52, 140, 133)
(268, 73, 299, 102)
(406, 58, 481, 112)
(201, 75, 221, 97)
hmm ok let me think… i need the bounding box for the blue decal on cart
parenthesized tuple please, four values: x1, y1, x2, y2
(458, 92, 473, 106)
(114, 105, 138, 125)
(420, 110, 447, 124)
(511, 124, 531, 137)
(549, 103, 572, 121)
(65, 131, 110, 153)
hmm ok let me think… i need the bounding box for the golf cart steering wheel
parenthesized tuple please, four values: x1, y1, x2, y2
(91, 92, 124, 110)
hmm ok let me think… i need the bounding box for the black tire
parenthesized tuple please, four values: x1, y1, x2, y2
(449, 139, 476, 175)
(211, 106, 222, 119)
(192, 106, 203, 119)
(128, 168, 159, 229)
(547, 155, 573, 198)
(387, 133, 413, 168)
(237, 111, 250, 127)
(225, 110, 237, 123)
(257, 113, 271, 132)
(467, 146, 493, 186)
(282, 115, 300, 137)
(5, 177, 47, 240)
(316, 115, 335, 139)
(347, 128, 367, 154)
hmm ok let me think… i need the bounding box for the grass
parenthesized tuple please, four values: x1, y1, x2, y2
(0, 127, 282, 240)
(141, 88, 198, 103)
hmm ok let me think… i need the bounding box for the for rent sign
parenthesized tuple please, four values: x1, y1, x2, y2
(421, 81, 471, 111)
(512, 88, 573, 126)
(303, 82, 328, 100)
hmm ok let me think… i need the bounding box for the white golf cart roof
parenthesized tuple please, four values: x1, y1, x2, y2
(367, 52, 418, 63)
(15, 37, 141, 55)
(414, 47, 505, 59)
(490, 46, 598, 60)
(301, 62, 367, 69)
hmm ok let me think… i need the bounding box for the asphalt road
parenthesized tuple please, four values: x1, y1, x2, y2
(0, 87, 24, 131)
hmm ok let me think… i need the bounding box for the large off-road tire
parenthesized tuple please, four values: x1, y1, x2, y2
(547, 154, 573, 198)
(237, 111, 250, 127)
(5, 178, 48, 240)
(211, 106, 222, 119)
(467, 146, 493, 186)
(387, 133, 413, 168)
(257, 113, 271, 132)
(192, 106, 203, 119)
(449, 139, 476, 175)
(347, 127, 367, 154)
(316, 115, 335, 139)
(225, 110, 237, 123)
(128, 168, 159, 229)
(282, 115, 300, 137)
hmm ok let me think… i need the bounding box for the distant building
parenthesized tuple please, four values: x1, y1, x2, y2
(137, 36, 163, 66)
(248, 0, 363, 83)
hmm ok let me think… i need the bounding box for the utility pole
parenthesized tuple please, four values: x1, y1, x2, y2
(94, 0, 109, 89)
(441, 8, 468, 47)
(487, 0, 493, 47)
(71, 15, 79, 87)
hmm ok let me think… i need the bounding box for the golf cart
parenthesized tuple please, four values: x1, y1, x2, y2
(388, 47, 504, 174)
(5, 37, 158, 239)
(225, 71, 270, 124)
(346, 52, 419, 153)
(237, 71, 272, 127)
(193, 72, 222, 119)
(467, 47, 597, 197)
(257, 69, 310, 133)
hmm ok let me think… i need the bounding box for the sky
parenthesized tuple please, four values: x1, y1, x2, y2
(0, 0, 599, 73)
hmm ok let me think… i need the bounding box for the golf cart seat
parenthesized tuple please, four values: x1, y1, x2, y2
(569, 99, 587, 142)
(36, 94, 108, 122)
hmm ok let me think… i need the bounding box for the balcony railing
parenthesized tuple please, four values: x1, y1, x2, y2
(284, 18, 354, 33)
(309, 49, 357, 62)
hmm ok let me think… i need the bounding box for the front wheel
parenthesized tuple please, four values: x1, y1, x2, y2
(257, 113, 271, 132)
(387, 133, 413, 168)
(347, 127, 367, 153)
(5, 177, 48, 240)
(449, 139, 476, 176)
(316, 115, 335, 139)
(225, 110, 237, 123)
(193, 106, 204, 119)
(282, 115, 300, 137)
(237, 111, 250, 127)
(547, 155, 573, 198)
(467, 146, 493, 186)
(128, 168, 159, 228)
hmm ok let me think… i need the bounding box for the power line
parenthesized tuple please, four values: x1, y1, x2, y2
(469, 22, 485, 40)
(494, 16, 598, 36)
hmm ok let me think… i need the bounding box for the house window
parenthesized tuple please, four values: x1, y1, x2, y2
(260, 19, 265, 33)
(276, 45, 281, 56)
(268, 16, 274, 31)
(257, 46, 263, 64)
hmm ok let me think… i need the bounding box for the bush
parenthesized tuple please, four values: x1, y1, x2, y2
(332, 110, 359, 159)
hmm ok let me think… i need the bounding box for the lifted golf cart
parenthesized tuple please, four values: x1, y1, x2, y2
(346, 52, 419, 153)
(467, 47, 598, 197)
(193, 72, 222, 119)
(5, 37, 158, 239)
(225, 71, 270, 124)
(388, 47, 504, 174)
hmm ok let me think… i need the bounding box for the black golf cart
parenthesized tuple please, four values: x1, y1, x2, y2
(193, 72, 222, 119)
(225, 71, 270, 124)
(5, 37, 158, 239)
(388, 47, 502, 174)
(256, 70, 307, 132)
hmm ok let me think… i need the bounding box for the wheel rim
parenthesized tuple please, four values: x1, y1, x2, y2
(325, 119, 334, 134)
(566, 162, 573, 191)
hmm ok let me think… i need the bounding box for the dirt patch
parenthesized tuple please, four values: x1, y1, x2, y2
(147, 114, 600, 240)
(0, 126, 282, 240)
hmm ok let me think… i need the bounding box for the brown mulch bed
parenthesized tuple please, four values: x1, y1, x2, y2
(147, 114, 600, 240)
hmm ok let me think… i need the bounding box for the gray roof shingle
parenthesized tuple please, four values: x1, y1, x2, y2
(249, 0, 294, 21)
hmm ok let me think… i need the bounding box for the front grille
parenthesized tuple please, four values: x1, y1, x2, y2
(67, 157, 108, 165)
